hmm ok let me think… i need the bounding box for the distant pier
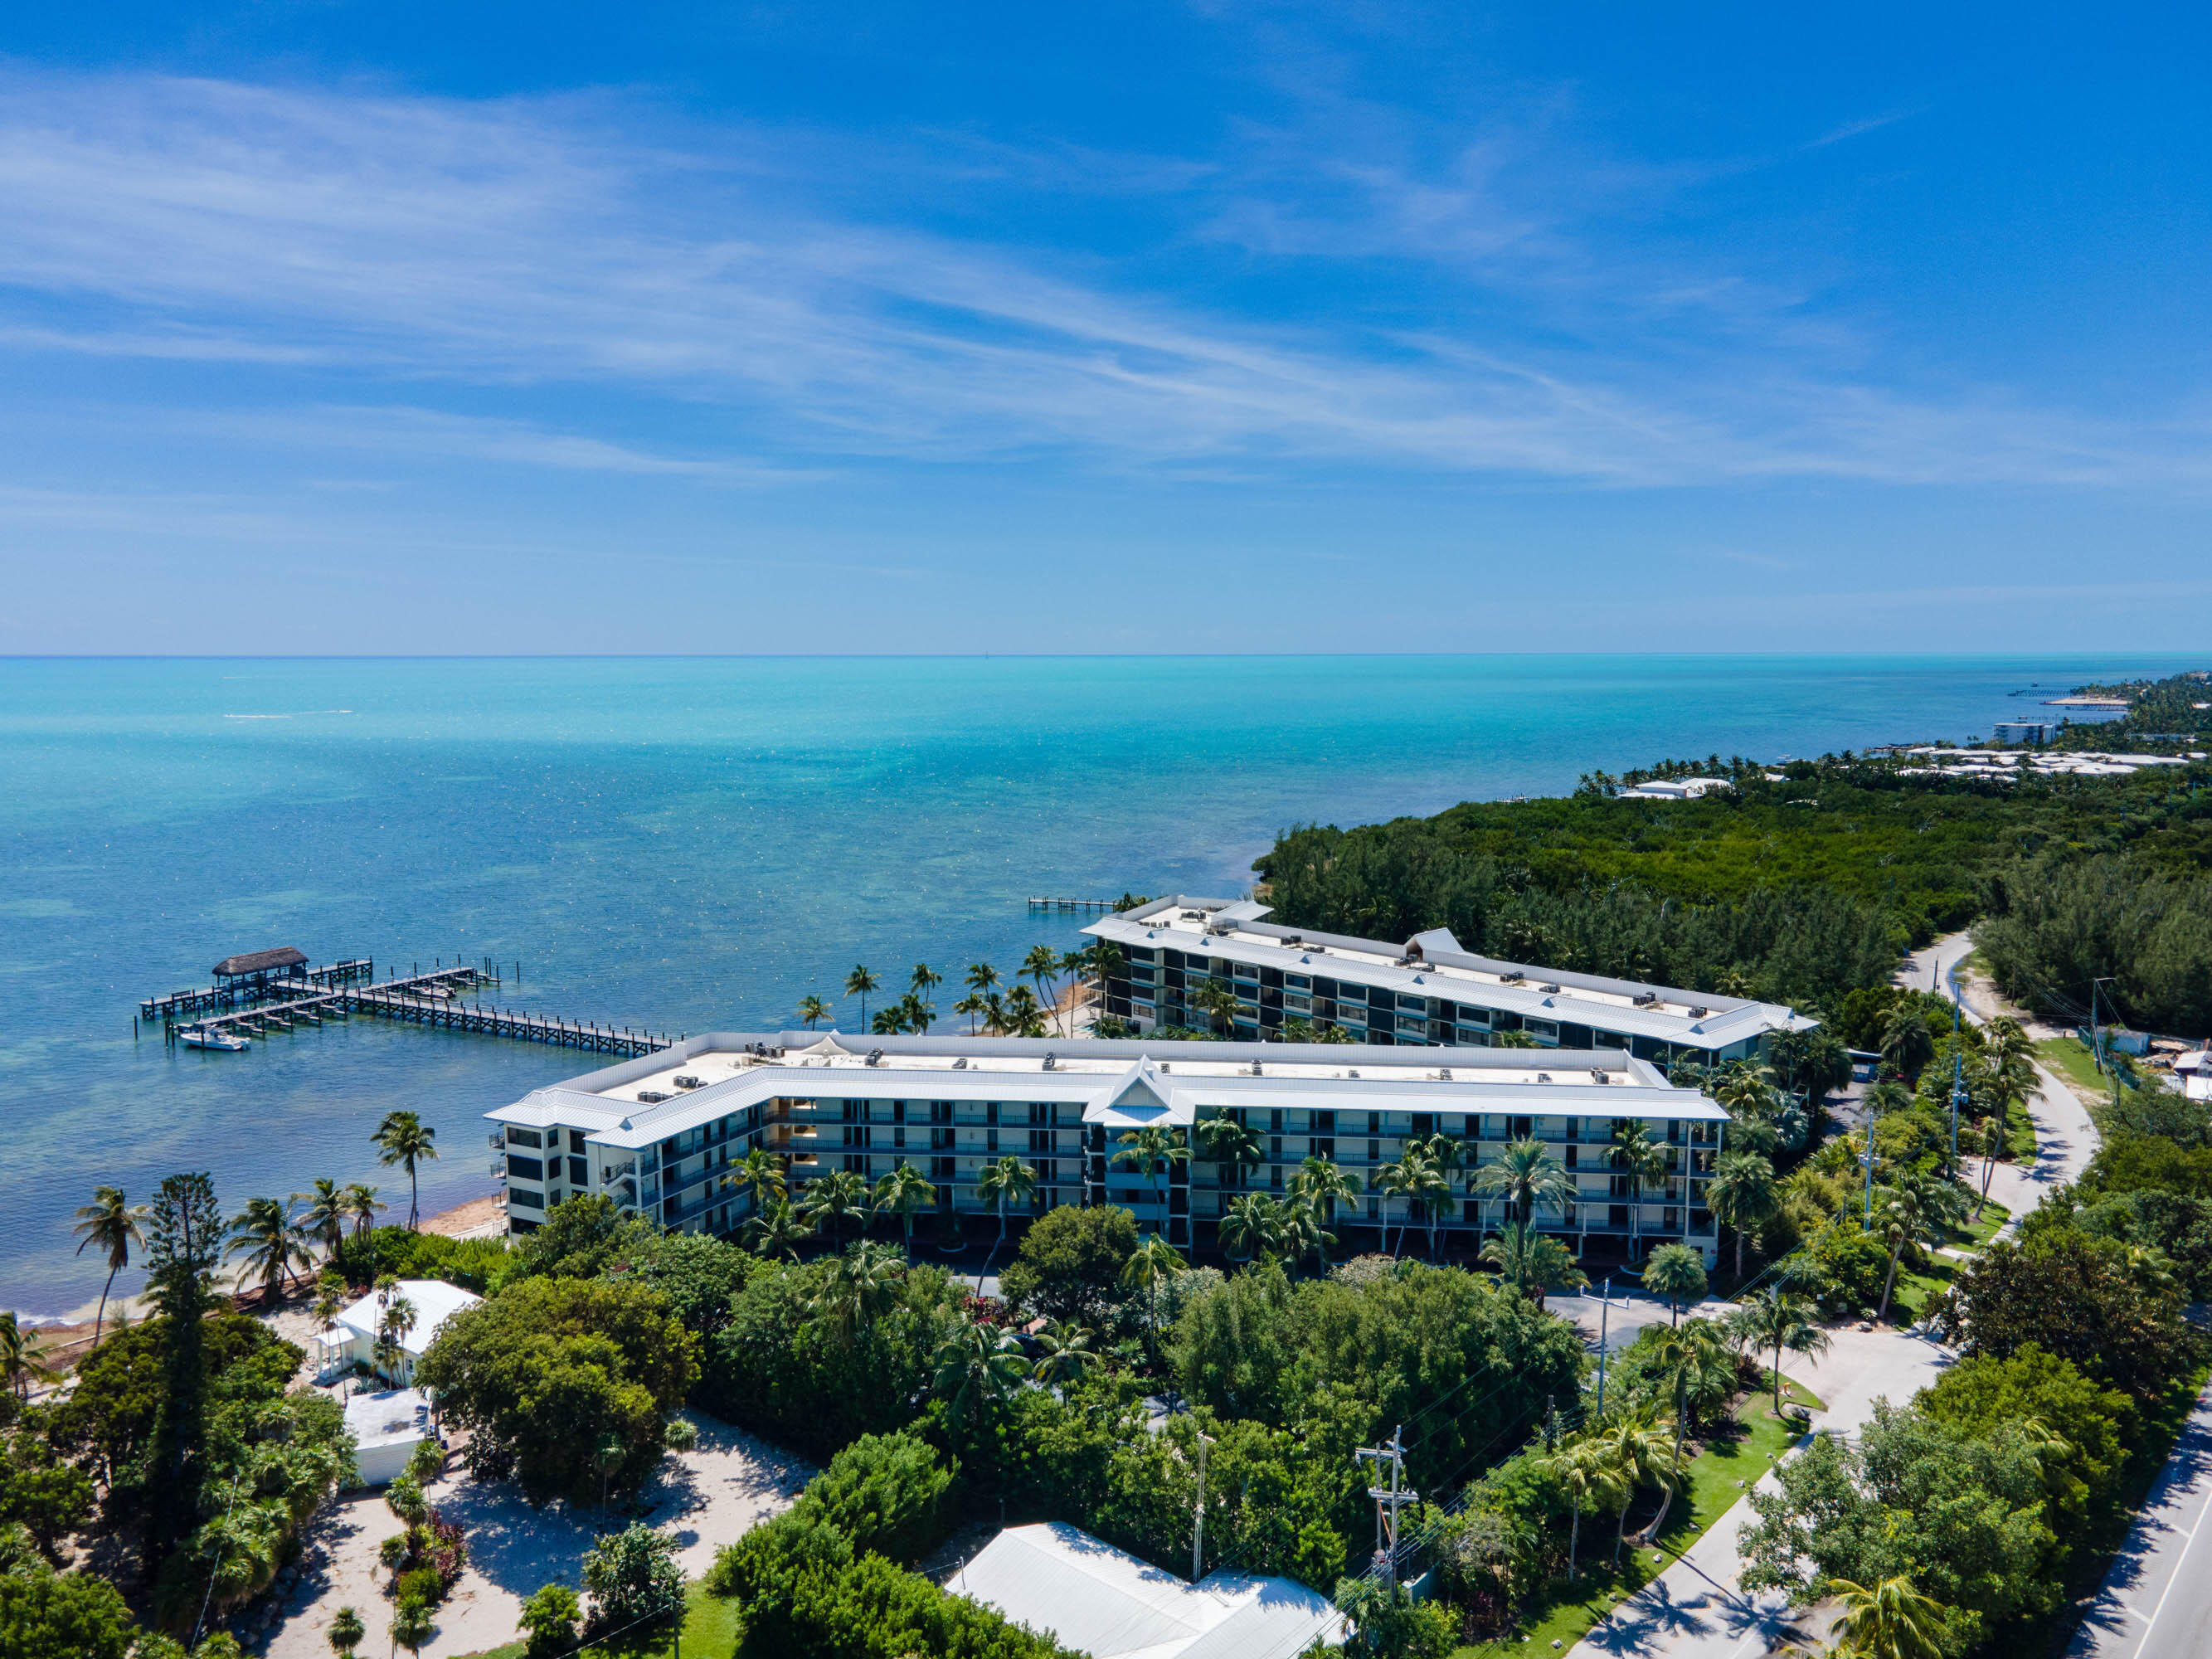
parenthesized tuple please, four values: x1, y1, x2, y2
(1027, 896, 1120, 912)
(140, 952, 678, 1058)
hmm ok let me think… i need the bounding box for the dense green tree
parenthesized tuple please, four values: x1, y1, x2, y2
(581, 1523, 683, 1630)
(998, 1204, 1136, 1325)
(1928, 1228, 2192, 1399)
(0, 1426, 93, 1559)
(143, 1172, 224, 1558)
(494, 1193, 652, 1286)
(416, 1277, 699, 1506)
(0, 1564, 137, 1659)
(1918, 1343, 2134, 1521)
(787, 1432, 953, 1565)
(516, 1586, 578, 1658)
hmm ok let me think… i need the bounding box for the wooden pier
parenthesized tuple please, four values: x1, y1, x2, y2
(149, 962, 678, 1058)
(139, 958, 374, 1023)
(1026, 896, 1120, 912)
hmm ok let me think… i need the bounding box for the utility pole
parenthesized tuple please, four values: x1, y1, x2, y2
(1192, 1432, 1213, 1583)
(1356, 1427, 1418, 1589)
(1947, 969, 1964, 1181)
(1862, 1084, 1879, 1229)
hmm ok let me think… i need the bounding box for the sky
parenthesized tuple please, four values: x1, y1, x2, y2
(2, 2, 2208, 654)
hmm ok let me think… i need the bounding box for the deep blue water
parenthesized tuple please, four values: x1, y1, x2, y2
(0, 653, 2195, 1316)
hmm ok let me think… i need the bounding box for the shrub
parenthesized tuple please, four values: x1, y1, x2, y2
(790, 1433, 955, 1566)
(997, 1206, 1137, 1325)
(518, 1584, 581, 1657)
(581, 1523, 683, 1631)
(1796, 1225, 1893, 1317)
(0, 1564, 136, 1659)
(394, 1566, 444, 1610)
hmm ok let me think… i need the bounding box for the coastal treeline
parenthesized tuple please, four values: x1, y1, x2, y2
(1257, 754, 2212, 1031)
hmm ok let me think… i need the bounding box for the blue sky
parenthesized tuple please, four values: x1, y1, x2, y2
(2, 2, 2207, 653)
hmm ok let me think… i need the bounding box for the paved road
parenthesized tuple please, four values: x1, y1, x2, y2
(2066, 1381, 2212, 1659)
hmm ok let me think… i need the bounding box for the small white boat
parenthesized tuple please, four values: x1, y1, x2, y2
(181, 1025, 250, 1052)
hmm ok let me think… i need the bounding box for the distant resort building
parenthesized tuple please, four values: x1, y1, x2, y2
(1082, 896, 1811, 1066)
(488, 1030, 1731, 1262)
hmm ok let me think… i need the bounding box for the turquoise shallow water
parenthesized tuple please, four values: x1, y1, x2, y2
(0, 653, 2194, 1316)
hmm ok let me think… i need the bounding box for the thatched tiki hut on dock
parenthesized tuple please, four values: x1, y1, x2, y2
(212, 946, 309, 992)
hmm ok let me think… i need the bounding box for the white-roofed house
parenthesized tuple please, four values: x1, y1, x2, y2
(311, 1277, 481, 1386)
(948, 1522, 1343, 1659)
(342, 1387, 440, 1486)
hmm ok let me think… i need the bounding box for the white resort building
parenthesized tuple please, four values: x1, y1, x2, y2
(1082, 895, 1812, 1064)
(488, 1030, 1731, 1263)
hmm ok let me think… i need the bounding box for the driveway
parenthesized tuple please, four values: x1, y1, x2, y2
(255, 1411, 811, 1659)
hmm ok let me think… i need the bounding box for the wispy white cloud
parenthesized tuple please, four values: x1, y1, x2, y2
(0, 69, 2195, 491)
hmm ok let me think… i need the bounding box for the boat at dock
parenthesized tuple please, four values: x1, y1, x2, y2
(180, 1026, 250, 1051)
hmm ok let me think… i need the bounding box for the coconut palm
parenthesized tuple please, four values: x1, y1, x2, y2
(1120, 1235, 1187, 1365)
(932, 1322, 1028, 1425)
(808, 1242, 906, 1345)
(844, 965, 881, 1029)
(954, 992, 987, 1035)
(908, 962, 942, 1023)
(1611, 1124, 1668, 1258)
(1194, 1113, 1264, 1195)
(1472, 1137, 1577, 1234)
(1728, 1285, 1830, 1415)
(1879, 1004, 1936, 1080)
(1592, 1412, 1680, 1563)
(1031, 1318, 1101, 1386)
(0, 1312, 58, 1401)
(741, 1197, 814, 1261)
(1403, 1146, 1454, 1259)
(732, 1146, 787, 1215)
(228, 1195, 314, 1305)
(1641, 1242, 1709, 1326)
(1706, 1150, 1779, 1282)
(1828, 1575, 1949, 1659)
(1540, 1434, 1630, 1582)
(798, 1168, 869, 1243)
(343, 1182, 385, 1241)
(1369, 1155, 1412, 1258)
(291, 1176, 349, 1266)
(1111, 1126, 1189, 1219)
(371, 1110, 439, 1229)
(71, 1185, 147, 1346)
(798, 995, 829, 1031)
(976, 1155, 1038, 1254)
(1281, 1197, 1338, 1274)
(1022, 946, 1061, 1029)
(1288, 1155, 1364, 1225)
(1001, 984, 1049, 1038)
(1480, 1224, 1587, 1306)
(391, 1597, 435, 1659)
(1189, 977, 1237, 1036)
(1653, 1317, 1731, 1470)
(1218, 1192, 1286, 1263)
(965, 961, 1002, 1000)
(873, 1164, 938, 1251)
(1871, 1184, 1936, 1323)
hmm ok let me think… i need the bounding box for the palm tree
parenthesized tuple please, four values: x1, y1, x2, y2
(975, 1155, 1038, 1253)
(294, 1177, 351, 1266)
(391, 1597, 434, 1659)
(1194, 1114, 1264, 1197)
(955, 992, 987, 1035)
(873, 1164, 938, 1251)
(1022, 946, 1060, 1030)
(1653, 1317, 1729, 1470)
(1032, 1318, 1101, 1386)
(1218, 1192, 1285, 1264)
(1403, 1146, 1453, 1259)
(798, 995, 829, 1031)
(1975, 1018, 2038, 1214)
(1729, 1285, 1830, 1415)
(844, 965, 881, 1029)
(1611, 1124, 1668, 1259)
(71, 1185, 147, 1346)
(1641, 1242, 1709, 1326)
(372, 1111, 439, 1229)
(1472, 1137, 1577, 1235)
(326, 1604, 366, 1657)
(932, 1322, 1028, 1426)
(798, 1168, 869, 1243)
(910, 962, 945, 1019)
(808, 1242, 905, 1344)
(1001, 984, 1049, 1038)
(229, 1195, 314, 1305)
(1120, 1235, 1187, 1365)
(741, 1197, 814, 1260)
(1111, 1126, 1189, 1223)
(1190, 977, 1237, 1036)
(1281, 1196, 1337, 1274)
(732, 1146, 787, 1216)
(1288, 1156, 1362, 1267)
(965, 961, 1002, 1001)
(1370, 1155, 1412, 1258)
(1871, 1175, 1963, 1321)
(1879, 1004, 1936, 1080)
(1706, 1150, 1779, 1282)
(1480, 1223, 1587, 1305)
(872, 1004, 912, 1036)
(1828, 1575, 1948, 1659)
(1593, 1412, 1679, 1563)
(897, 992, 935, 1034)
(0, 1312, 58, 1401)
(1540, 1434, 1630, 1582)
(343, 1182, 385, 1242)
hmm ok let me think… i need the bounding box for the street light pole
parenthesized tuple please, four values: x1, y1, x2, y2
(1596, 1276, 1612, 1416)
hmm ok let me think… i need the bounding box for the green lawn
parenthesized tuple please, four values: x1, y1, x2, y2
(454, 1579, 741, 1659)
(1450, 1379, 1824, 1658)
(2036, 1036, 2126, 1110)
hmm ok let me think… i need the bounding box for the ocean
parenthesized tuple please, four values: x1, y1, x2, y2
(1, 653, 2194, 1317)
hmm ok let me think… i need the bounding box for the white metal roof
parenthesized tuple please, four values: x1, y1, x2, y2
(343, 1389, 434, 1454)
(328, 1279, 481, 1356)
(949, 1522, 1342, 1659)
(1085, 896, 1811, 1050)
(489, 1031, 1726, 1151)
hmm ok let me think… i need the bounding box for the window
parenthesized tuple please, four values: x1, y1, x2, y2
(1458, 1006, 1494, 1028)
(1029, 1128, 1054, 1154)
(569, 1156, 588, 1185)
(1286, 974, 1311, 990)
(1398, 993, 1427, 1012)
(506, 1154, 543, 1181)
(569, 1129, 587, 1153)
(508, 1188, 543, 1209)
(505, 1127, 542, 1149)
(1527, 1019, 1559, 1044)
(1284, 993, 1312, 1013)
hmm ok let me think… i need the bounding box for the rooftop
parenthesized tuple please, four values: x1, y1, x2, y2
(325, 1278, 482, 1355)
(491, 1029, 1725, 1151)
(213, 946, 309, 976)
(948, 1522, 1343, 1659)
(343, 1389, 434, 1455)
(1084, 896, 1810, 1048)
